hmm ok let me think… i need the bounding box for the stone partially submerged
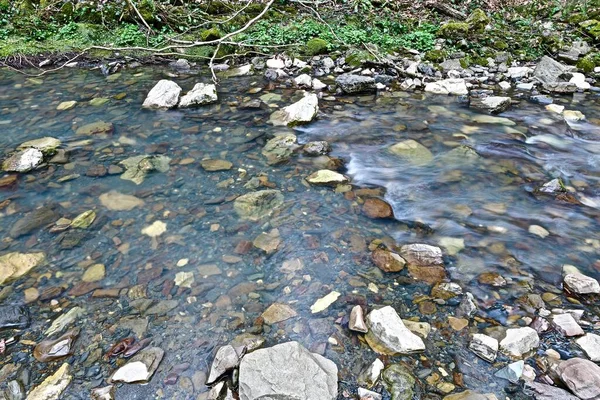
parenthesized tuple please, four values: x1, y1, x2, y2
(178, 83, 218, 107)
(269, 93, 319, 126)
(233, 190, 284, 221)
(0, 252, 46, 285)
(2, 148, 44, 172)
(119, 155, 171, 185)
(110, 347, 164, 384)
(335, 74, 376, 93)
(25, 363, 72, 400)
(424, 79, 468, 95)
(564, 272, 600, 294)
(238, 341, 338, 400)
(557, 358, 600, 400)
(365, 306, 425, 355)
(142, 80, 182, 109)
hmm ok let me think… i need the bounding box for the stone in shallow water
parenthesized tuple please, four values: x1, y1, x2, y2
(57, 101, 77, 110)
(363, 198, 394, 219)
(499, 327, 539, 357)
(350, 305, 368, 333)
(82, 263, 105, 283)
(45, 307, 84, 336)
(178, 83, 218, 107)
(371, 248, 405, 272)
(443, 391, 496, 400)
(10, 205, 59, 238)
(110, 347, 164, 383)
(469, 334, 498, 362)
(564, 273, 600, 294)
(310, 291, 340, 313)
(470, 96, 511, 114)
(576, 333, 600, 361)
(557, 357, 600, 400)
(358, 387, 382, 400)
(365, 306, 425, 355)
(207, 345, 241, 384)
(141, 221, 167, 237)
(142, 80, 182, 109)
(91, 385, 115, 400)
(306, 169, 348, 185)
(524, 381, 579, 400)
(552, 313, 584, 337)
(336, 74, 376, 93)
(253, 229, 280, 254)
(495, 360, 524, 383)
(2, 148, 44, 172)
(424, 78, 468, 95)
(70, 210, 96, 229)
(75, 121, 114, 136)
(439, 237, 465, 256)
(0, 252, 46, 285)
(200, 159, 232, 171)
(26, 363, 72, 400)
(400, 244, 443, 266)
(261, 303, 297, 325)
(0, 305, 30, 329)
(303, 141, 331, 156)
(119, 154, 171, 185)
(238, 341, 337, 400)
(382, 364, 415, 400)
(18, 137, 61, 155)
(234, 190, 284, 221)
(33, 328, 79, 362)
(269, 93, 319, 126)
(389, 139, 433, 166)
(99, 191, 144, 211)
(262, 133, 298, 165)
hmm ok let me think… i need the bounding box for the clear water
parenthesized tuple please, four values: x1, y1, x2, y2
(1, 67, 600, 399)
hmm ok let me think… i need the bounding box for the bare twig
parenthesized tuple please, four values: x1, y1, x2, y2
(127, 0, 154, 33)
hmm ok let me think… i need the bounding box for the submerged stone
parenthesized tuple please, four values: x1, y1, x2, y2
(238, 341, 338, 400)
(234, 190, 284, 221)
(26, 363, 72, 400)
(200, 159, 232, 171)
(371, 248, 406, 272)
(119, 154, 171, 185)
(382, 364, 415, 400)
(99, 191, 144, 211)
(33, 328, 79, 362)
(75, 121, 114, 136)
(310, 291, 340, 313)
(0, 305, 30, 329)
(363, 198, 394, 219)
(261, 303, 297, 325)
(389, 139, 433, 166)
(110, 347, 164, 383)
(262, 134, 298, 165)
(18, 137, 61, 155)
(2, 148, 44, 172)
(306, 169, 348, 185)
(0, 252, 46, 285)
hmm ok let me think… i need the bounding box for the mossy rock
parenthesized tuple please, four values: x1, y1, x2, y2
(305, 38, 329, 56)
(581, 20, 600, 39)
(438, 22, 469, 39)
(466, 8, 489, 32)
(200, 27, 222, 41)
(424, 49, 446, 63)
(577, 53, 598, 72)
(459, 57, 471, 68)
(492, 40, 508, 50)
(472, 56, 489, 67)
(345, 49, 374, 67)
(137, 0, 155, 23)
(542, 33, 563, 52)
(568, 13, 588, 25)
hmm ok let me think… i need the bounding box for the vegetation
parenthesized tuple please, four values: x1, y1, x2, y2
(0, 0, 598, 66)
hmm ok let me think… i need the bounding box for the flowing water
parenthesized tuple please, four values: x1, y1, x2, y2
(1, 66, 600, 399)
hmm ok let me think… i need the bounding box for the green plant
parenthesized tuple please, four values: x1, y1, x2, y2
(114, 23, 145, 46)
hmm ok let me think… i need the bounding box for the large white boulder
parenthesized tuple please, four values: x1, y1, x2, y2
(142, 80, 182, 109)
(178, 83, 218, 107)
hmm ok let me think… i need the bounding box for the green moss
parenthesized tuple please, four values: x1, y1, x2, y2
(200, 27, 222, 41)
(459, 57, 471, 68)
(137, 0, 155, 23)
(581, 20, 600, 39)
(492, 40, 508, 50)
(438, 22, 469, 39)
(305, 37, 329, 55)
(467, 8, 489, 32)
(424, 49, 446, 62)
(568, 13, 588, 25)
(345, 49, 375, 67)
(472, 56, 489, 66)
(577, 54, 597, 72)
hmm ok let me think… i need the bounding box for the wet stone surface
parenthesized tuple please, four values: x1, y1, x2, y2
(0, 64, 600, 400)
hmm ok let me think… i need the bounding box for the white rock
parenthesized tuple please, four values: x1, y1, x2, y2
(221, 64, 253, 77)
(358, 359, 384, 387)
(293, 74, 312, 87)
(563, 110, 585, 122)
(178, 83, 218, 107)
(552, 313, 584, 337)
(306, 169, 348, 185)
(25, 363, 72, 400)
(528, 225, 549, 238)
(310, 291, 340, 313)
(499, 327, 539, 357)
(564, 273, 600, 294)
(312, 78, 327, 90)
(349, 305, 368, 333)
(2, 148, 44, 172)
(498, 81, 511, 90)
(546, 104, 564, 114)
(576, 333, 600, 361)
(447, 70, 461, 79)
(495, 360, 524, 383)
(293, 58, 307, 68)
(266, 58, 285, 69)
(516, 82, 534, 90)
(424, 79, 468, 95)
(358, 388, 382, 400)
(174, 271, 194, 288)
(365, 306, 425, 355)
(469, 334, 498, 362)
(322, 57, 335, 69)
(110, 362, 149, 383)
(569, 73, 591, 90)
(142, 80, 182, 109)
(507, 66, 533, 79)
(269, 93, 319, 126)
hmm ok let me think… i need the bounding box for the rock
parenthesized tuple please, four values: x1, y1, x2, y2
(424, 79, 468, 95)
(431, 282, 463, 300)
(443, 391, 496, 400)
(456, 293, 478, 318)
(261, 303, 297, 325)
(507, 66, 533, 79)
(534, 56, 569, 85)
(469, 334, 498, 362)
(564, 273, 600, 294)
(576, 333, 600, 361)
(389, 139, 433, 166)
(178, 83, 218, 107)
(294, 74, 312, 87)
(70, 210, 96, 229)
(18, 137, 61, 155)
(529, 225, 550, 238)
(400, 244, 443, 266)
(552, 313, 584, 337)
(0, 252, 46, 285)
(365, 306, 425, 355)
(168, 58, 191, 71)
(557, 358, 600, 400)
(238, 341, 337, 400)
(439, 237, 465, 256)
(91, 385, 115, 400)
(570, 73, 591, 90)
(10, 205, 59, 238)
(234, 190, 284, 221)
(0, 305, 29, 329)
(499, 327, 539, 357)
(99, 191, 144, 211)
(382, 364, 415, 400)
(2, 148, 44, 172)
(440, 59, 463, 71)
(303, 141, 331, 156)
(498, 81, 511, 90)
(564, 110, 586, 122)
(371, 248, 406, 272)
(358, 359, 385, 388)
(266, 58, 285, 69)
(110, 347, 164, 384)
(402, 320, 431, 338)
(253, 229, 280, 254)
(219, 64, 252, 78)
(270, 93, 319, 127)
(524, 381, 579, 400)
(350, 306, 368, 333)
(312, 78, 327, 90)
(207, 345, 241, 384)
(358, 387, 382, 400)
(57, 101, 77, 111)
(45, 307, 84, 336)
(75, 121, 114, 136)
(33, 328, 79, 362)
(470, 96, 511, 114)
(363, 198, 394, 219)
(26, 363, 72, 400)
(142, 80, 182, 109)
(449, 316, 469, 331)
(200, 159, 232, 171)
(145, 300, 178, 315)
(141, 221, 167, 238)
(542, 81, 578, 94)
(82, 263, 105, 283)
(336, 74, 376, 93)
(262, 134, 298, 164)
(310, 291, 340, 313)
(120, 154, 171, 185)
(495, 360, 524, 383)
(306, 169, 348, 185)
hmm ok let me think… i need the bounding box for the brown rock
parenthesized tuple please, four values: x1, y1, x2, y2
(86, 165, 107, 177)
(477, 272, 507, 287)
(557, 358, 600, 400)
(371, 248, 406, 272)
(261, 303, 297, 325)
(349, 305, 368, 333)
(408, 264, 446, 284)
(33, 328, 79, 362)
(363, 198, 394, 219)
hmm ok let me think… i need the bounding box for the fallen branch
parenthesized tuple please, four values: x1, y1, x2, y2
(127, 0, 154, 34)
